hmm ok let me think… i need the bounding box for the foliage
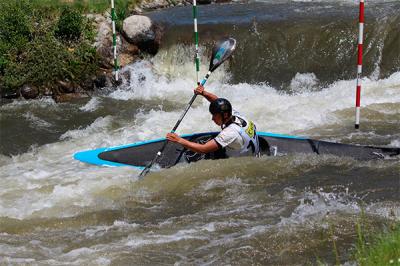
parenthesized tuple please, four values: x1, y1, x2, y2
(55, 7, 83, 42)
(0, 0, 99, 95)
(0, 0, 32, 77)
(355, 223, 400, 266)
(29, 0, 140, 14)
(114, 0, 131, 32)
(31, 0, 138, 28)
(0, 1, 32, 52)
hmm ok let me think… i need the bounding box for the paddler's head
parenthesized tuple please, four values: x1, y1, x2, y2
(209, 98, 232, 127)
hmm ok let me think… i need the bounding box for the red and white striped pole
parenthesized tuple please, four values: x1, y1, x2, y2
(355, 0, 364, 129)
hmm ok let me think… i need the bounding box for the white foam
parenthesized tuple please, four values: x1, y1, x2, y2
(389, 139, 400, 148)
(107, 64, 400, 136)
(63, 247, 95, 259)
(0, 142, 134, 219)
(108, 44, 229, 102)
(290, 72, 319, 93)
(60, 116, 113, 140)
(125, 228, 205, 248)
(278, 188, 361, 227)
(0, 97, 56, 110)
(84, 221, 140, 238)
(95, 257, 112, 266)
(23, 112, 53, 129)
(80, 97, 101, 112)
(201, 177, 245, 191)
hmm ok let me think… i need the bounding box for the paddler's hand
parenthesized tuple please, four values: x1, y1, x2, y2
(194, 85, 205, 96)
(166, 133, 182, 143)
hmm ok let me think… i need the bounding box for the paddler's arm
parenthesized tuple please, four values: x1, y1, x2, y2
(194, 85, 218, 103)
(166, 133, 219, 154)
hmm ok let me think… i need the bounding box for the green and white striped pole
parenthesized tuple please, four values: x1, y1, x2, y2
(111, 0, 119, 81)
(193, 0, 200, 84)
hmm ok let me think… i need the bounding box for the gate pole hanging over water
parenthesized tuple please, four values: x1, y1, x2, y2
(111, 0, 119, 81)
(193, 0, 200, 85)
(355, 0, 364, 129)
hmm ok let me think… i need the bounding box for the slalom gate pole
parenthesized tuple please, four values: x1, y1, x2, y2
(355, 0, 364, 129)
(193, 0, 200, 84)
(111, 0, 119, 81)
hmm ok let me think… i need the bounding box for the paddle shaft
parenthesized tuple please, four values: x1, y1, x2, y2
(138, 72, 211, 178)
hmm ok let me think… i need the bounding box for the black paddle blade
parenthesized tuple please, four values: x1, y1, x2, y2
(209, 37, 236, 72)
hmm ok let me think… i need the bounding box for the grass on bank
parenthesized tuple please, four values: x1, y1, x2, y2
(28, 0, 140, 31)
(29, 0, 139, 14)
(355, 223, 400, 266)
(0, 0, 139, 96)
(319, 214, 400, 266)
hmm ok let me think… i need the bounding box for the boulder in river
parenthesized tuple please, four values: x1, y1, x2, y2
(57, 80, 75, 93)
(94, 73, 112, 89)
(91, 14, 140, 69)
(122, 15, 163, 55)
(21, 85, 39, 100)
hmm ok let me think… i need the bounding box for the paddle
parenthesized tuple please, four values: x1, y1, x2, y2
(138, 37, 237, 178)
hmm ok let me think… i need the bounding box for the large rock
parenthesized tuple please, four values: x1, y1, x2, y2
(94, 73, 112, 89)
(57, 80, 75, 93)
(122, 15, 163, 55)
(21, 85, 39, 99)
(140, 0, 170, 10)
(82, 77, 95, 91)
(92, 14, 117, 69)
(91, 14, 139, 69)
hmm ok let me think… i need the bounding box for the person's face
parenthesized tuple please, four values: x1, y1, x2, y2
(212, 113, 223, 126)
(212, 113, 230, 126)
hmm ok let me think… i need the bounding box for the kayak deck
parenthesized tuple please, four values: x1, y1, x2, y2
(74, 132, 400, 169)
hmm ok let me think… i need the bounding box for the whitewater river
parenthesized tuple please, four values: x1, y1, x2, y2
(1, 0, 399, 264)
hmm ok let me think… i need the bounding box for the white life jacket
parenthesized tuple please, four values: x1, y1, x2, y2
(223, 113, 260, 157)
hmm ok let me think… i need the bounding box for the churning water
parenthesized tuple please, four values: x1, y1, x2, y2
(0, 1, 399, 264)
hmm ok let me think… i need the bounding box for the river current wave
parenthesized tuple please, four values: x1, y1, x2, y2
(0, 1, 399, 264)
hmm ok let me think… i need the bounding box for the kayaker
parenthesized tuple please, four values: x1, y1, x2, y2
(166, 85, 260, 157)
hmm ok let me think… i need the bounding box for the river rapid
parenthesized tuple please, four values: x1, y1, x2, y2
(1, 0, 399, 265)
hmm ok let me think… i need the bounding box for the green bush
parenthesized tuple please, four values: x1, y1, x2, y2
(0, 0, 32, 81)
(2, 30, 98, 90)
(0, 1, 33, 53)
(0, 1, 99, 95)
(0, 43, 9, 75)
(114, 0, 129, 32)
(55, 7, 84, 42)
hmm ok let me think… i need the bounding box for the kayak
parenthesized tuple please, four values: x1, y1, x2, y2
(74, 132, 400, 169)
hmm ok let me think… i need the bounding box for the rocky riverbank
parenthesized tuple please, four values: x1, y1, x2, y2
(86, 0, 239, 101)
(0, 0, 237, 103)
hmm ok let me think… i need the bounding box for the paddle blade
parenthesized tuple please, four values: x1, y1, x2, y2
(209, 37, 236, 72)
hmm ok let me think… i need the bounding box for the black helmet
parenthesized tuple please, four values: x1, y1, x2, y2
(209, 98, 232, 115)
